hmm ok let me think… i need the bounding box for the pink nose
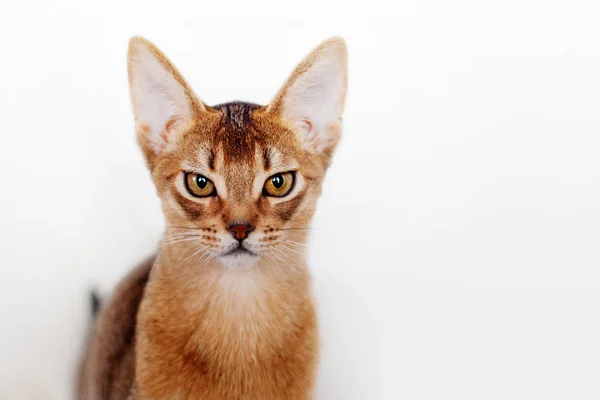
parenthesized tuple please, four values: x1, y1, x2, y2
(228, 223, 254, 241)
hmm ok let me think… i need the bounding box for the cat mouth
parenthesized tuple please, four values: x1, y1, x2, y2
(222, 246, 257, 257)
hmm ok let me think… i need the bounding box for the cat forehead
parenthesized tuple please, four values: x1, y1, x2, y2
(191, 142, 291, 173)
(180, 102, 300, 171)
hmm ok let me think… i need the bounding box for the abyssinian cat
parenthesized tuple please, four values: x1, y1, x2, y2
(77, 35, 347, 399)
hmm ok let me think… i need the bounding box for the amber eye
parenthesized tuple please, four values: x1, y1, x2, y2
(185, 173, 216, 197)
(263, 172, 295, 197)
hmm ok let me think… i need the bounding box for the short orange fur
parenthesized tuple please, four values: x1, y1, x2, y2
(77, 36, 347, 399)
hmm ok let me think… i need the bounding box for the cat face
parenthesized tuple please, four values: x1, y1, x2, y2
(127, 37, 347, 268)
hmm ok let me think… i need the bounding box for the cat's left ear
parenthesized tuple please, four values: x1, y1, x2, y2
(267, 37, 348, 156)
(127, 36, 205, 166)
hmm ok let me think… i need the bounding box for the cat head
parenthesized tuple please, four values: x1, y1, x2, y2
(127, 37, 347, 269)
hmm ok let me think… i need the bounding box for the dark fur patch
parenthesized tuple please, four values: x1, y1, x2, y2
(211, 102, 265, 163)
(273, 188, 307, 221)
(78, 257, 153, 400)
(208, 149, 215, 171)
(213, 101, 261, 131)
(263, 147, 271, 170)
(173, 191, 205, 220)
(90, 290, 102, 319)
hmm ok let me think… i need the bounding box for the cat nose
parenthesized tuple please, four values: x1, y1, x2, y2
(228, 223, 254, 241)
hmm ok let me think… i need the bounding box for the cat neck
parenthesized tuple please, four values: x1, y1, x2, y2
(134, 248, 318, 398)
(137, 245, 313, 354)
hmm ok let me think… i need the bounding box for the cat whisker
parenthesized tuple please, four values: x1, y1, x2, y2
(149, 249, 164, 278)
(160, 237, 202, 248)
(166, 225, 213, 231)
(269, 247, 301, 275)
(162, 231, 203, 239)
(176, 245, 209, 268)
(264, 250, 292, 277)
(177, 246, 216, 268)
(161, 234, 199, 242)
(196, 248, 213, 268)
(263, 251, 281, 274)
(196, 247, 214, 267)
(278, 243, 305, 257)
(162, 231, 201, 238)
(282, 239, 308, 248)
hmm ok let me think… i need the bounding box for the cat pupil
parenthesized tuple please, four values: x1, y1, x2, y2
(196, 176, 207, 189)
(272, 175, 283, 188)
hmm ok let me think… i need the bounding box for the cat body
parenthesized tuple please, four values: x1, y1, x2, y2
(77, 36, 347, 399)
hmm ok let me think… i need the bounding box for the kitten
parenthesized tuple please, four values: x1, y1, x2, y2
(77, 35, 347, 399)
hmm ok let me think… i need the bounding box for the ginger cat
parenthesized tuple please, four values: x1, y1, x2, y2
(77, 35, 347, 399)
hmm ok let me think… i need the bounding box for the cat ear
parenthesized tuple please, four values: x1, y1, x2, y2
(268, 37, 348, 155)
(127, 37, 204, 162)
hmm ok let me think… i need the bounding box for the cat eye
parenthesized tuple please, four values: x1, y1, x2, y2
(263, 172, 295, 197)
(185, 173, 216, 197)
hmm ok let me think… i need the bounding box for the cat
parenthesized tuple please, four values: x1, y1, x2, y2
(77, 35, 347, 399)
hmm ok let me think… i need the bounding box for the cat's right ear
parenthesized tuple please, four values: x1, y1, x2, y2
(127, 37, 205, 167)
(267, 37, 347, 158)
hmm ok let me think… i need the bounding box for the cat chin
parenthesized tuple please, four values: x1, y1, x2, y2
(217, 251, 260, 269)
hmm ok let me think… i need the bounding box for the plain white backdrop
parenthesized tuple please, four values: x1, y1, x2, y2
(1, 1, 600, 399)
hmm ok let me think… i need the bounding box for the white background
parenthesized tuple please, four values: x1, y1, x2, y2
(1, 1, 599, 399)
